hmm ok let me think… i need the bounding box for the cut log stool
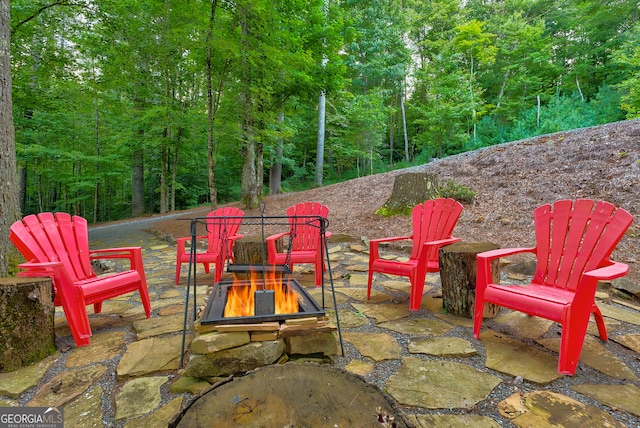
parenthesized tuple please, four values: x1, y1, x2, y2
(0, 277, 56, 372)
(232, 236, 284, 279)
(234, 236, 285, 265)
(439, 242, 501, 319)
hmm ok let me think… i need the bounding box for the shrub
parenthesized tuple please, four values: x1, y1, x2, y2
(436, 180, 476, 204)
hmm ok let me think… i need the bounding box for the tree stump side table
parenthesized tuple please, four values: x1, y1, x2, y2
(439, 242, 501, 319)
(232, 236, 284, 279)
(0, 277, 56, 372)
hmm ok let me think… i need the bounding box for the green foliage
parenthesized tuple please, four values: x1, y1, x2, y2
(436, 180, 476, 204)
(6, 250, 23, 278)
(469, 85, 624, 149)
(7, 0, 639, 222)
(375, 205, 412, 217)
(613, 23, 640, 118)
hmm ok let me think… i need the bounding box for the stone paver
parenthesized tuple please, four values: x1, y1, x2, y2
(0, 222, 638, 427)
(351, 302, 410, 322)
(29, 365, 107, 408)
(493, 311, 553, 339)
(64, 385, 103, 427)
(407, 414, 500, 427)
(65, 331, 127, 367)
(117, 334, 186, 379)
(386, 356, 502, 409)
(498, 390, 626, 427)
(612, 333, 640, 353)
(0, 354, 58, 398)
(115, 376, 168, 422)
(538, 335, 638, 380)
(480, 330, 562, 384)
(600, 303, 640, 325)
(343, 332, 402, 361)
(408, 337, 477, 357)
(344, 360, 374, 376)
(572, 383, 640, 417)
(378, 317, 453, 336)
(334, 286, 392, 303)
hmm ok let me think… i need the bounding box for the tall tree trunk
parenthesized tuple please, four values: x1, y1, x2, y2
(315, 90, 326, 185)
(18, 166, 26, 215)
(256, 139, 264, 199)
(0, 0, 21, 276)
(206, 0, 220, 209)
(241, 116, 258, 209)
(496, 69, 510, 108)
(401, 92, 409, 162)
(315, 0, 329, 186)
(93, 96, 100, 223)
(172, 144, 178, 212)
(240, 7, 258, 209)
(160, 142, 167, 213)
(131, 145, 145, 217)
(269, 110, 284, 195)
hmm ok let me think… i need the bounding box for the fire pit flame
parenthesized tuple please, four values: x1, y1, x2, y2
(224, 268, 300, 317)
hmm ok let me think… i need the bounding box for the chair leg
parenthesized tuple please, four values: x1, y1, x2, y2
(93, 302, 103, 313)
(214, 260, 223, 284)
(473, 292, 486, 339)
(558, 312, 591, 375)
(63, 297, 92, 347)
(591, 304, 608, 341)
(138, 279, 152, 318)
(409, 267, 429, 311)
(175, 261, 182, 285)
(367, 269, 374, 299)
(314, 261, 323, 288)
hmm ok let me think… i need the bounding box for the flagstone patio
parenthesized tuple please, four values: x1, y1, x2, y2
(0, 226, 639, 427)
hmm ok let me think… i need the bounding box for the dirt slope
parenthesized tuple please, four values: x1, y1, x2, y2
(154, 119, 640, 283)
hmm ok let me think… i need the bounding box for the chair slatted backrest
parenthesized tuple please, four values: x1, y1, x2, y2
(10, 213, 95, 284)
(533, 199, 633, 291)
(205, 207, 245, 255)
(411, 198, 463, 261)
(286, 202, 329, 251)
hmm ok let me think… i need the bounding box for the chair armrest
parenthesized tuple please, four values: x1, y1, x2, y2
(423, 237, 461, 251)
(475, 247, 536, 292)
(89, 247, 145, 273)
(17, 260, 63, 276)
(417, 237, 461, 273)
(370, 235, 412, 245)
(89, 247, 141, 258)
(583, 260, 629, 282)
(228, 234, 244, 243)
(476, 247, 536, 263)
(266, 232, 290, 243)
(571, 260, 630, 309)
(176, 235, 208, 253)
(176, 235, 207, 244)
(17, 260, 72, 292)
(266, 232, 289, 262)
(369, 235, 412, 260)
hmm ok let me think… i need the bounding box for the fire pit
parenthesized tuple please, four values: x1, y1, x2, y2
(179, 210, 343, 376)
(200, 276, 325, 325)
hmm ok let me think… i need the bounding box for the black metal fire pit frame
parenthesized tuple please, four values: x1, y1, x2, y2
(179, 208, 344, 367)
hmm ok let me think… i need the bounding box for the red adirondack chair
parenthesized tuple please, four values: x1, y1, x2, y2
(266, 202, 332, 287)
(9, 212, 151, 347)
(474, 199, 634, 375)
(175, 207, 245, 284)
(367, 198, 463, 310)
